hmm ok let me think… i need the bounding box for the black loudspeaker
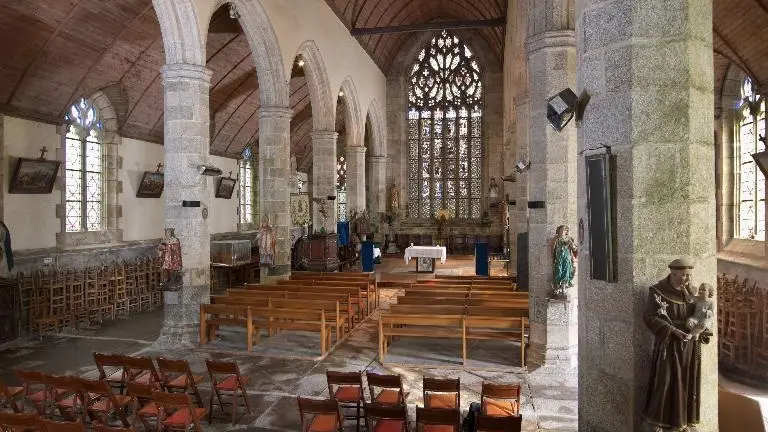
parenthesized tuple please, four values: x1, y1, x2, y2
(516, 232, 529, 291)
(585, 153, 617, 282)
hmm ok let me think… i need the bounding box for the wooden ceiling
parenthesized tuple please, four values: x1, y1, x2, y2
(0, 0, 765, 161)
(323, 0, 506, 72)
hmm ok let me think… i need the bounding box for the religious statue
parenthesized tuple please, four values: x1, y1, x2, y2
(257, 215, 276, 267)
(686, 283, 715, 339)
(312, 197, 329, 232)
(551, 225, 577, 299)
(489, 177, 500, 206)
(158, 228, 182, 290)
(643, 258, 711, 431)
(389, 182, 400, 213)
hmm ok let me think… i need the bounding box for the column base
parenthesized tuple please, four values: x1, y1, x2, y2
(259, 264, 291, 284)
(153, 291, 204, 349)
(154, 321, 199, 350)
(528, 298, 578, 368)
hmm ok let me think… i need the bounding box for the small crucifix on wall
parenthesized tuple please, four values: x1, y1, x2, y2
(39, 146, 48, 160)
(156, 163, 163, 172)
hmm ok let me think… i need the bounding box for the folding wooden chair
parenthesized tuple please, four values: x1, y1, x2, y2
(152, 391, 207, 432)
(76, 378, 131, 428)
(93, 424, 138, 432)
(297, 397, 344, 432)
(423, 377, 460, 410)
(125, 382, 158, 431)
(0, 412, 42, 431)
(93, 353, 127, 395)
(480, 382, 520, 417)
(415, 407, 461, 432)
(366, 372, 406, 406)
(326, 371, 365, 432)
(476, 414, 522, 432)
(14, 369, 49, 415)
(0, 376, 24, 413)
(364, 403, 409, 432)
(121, 356, 162, 388)
(45, 375, 83, 422)
(156, 357, 204, 407)
(38, 418, 86, 432)
(205, 359, 251, 424)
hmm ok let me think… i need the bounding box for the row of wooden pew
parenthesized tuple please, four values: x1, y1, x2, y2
(200, 271, 377, 355)
(379, 277, 529, 366)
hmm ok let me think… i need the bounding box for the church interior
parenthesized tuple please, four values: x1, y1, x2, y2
(0, 0, 766, 431)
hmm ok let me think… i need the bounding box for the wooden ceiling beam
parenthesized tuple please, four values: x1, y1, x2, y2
(351, 17, 505, 36)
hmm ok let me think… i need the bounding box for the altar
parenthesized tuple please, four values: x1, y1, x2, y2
(404, 245, 447, 272)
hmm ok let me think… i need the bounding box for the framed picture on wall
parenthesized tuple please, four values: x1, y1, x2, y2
(136, 171, 164, 198)
(9, 158, 61, 194)
(215, 177, 237, 199)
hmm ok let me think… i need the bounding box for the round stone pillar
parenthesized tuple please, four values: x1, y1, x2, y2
(525, 29, 579, 368)
(575, 1, 716, 430)
(156, 63, 213, 348)
(258, 106, 293, 283)
(311, 130, 338, 232)
(367, 155, 388, 218)
(345, 146, 367, 213)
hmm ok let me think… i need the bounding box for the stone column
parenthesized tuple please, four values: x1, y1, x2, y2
(311, 131, 338, 232)
(367, 155, 388, 218)
(156, 63, 212, 348)
(525, 27, 578, 367)
(575, 1, 716, 430)
(345, 146, 367, 213)
(259, 106, 293, 283)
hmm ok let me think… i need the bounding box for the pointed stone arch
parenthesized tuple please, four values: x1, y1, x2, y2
(365, 99, 386, 157)
(296, 40, 335, 132)
(338, 76, 363, 148)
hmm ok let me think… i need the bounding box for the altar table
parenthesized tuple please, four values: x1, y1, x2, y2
(404, 245, 447, 272)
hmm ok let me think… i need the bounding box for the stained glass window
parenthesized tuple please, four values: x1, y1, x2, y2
(407, 31, 483, 219)
(337, 155, 347, 222)
(736, 76, 766, 240)
(64, 98, 103, 232)
(239, 159, 253, 224)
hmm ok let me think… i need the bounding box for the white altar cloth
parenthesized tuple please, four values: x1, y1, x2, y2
(404, 245, 447, 264)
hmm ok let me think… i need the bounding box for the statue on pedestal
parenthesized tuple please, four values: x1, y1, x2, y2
(643, 258, 711, 432)
(389, 182, 400, 214)
(550, 225, 577, 299)
(257, 215, 276, 267)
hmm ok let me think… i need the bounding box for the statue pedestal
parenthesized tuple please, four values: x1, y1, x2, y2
(528, 296, 578, 368)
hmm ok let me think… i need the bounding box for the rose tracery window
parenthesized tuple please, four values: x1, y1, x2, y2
(407, 31, 483, 219)
(736, 76, 766, 240)
(64, 98, 103, 232)
(337, 155, 347, 222)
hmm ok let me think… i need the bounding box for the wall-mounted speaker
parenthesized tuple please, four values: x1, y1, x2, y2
(585, 153, 617, 282)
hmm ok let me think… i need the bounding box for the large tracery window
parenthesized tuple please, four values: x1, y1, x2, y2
(407, 31, 483, 219)
(337, 155, 347, 222)
(736, 76, 766, 240)
(239, 159, 253, 224)
(64, 98, 103, 232)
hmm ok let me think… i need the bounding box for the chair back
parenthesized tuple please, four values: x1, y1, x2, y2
(38, 418, 86, 432)
(156, 357, 189, 376)
(152, 390, 202, 431)
(480, 382, 520, 400)
(365, 372, 404, 404)
(93, 353, 125, 379)
(297, 397, 343, 431)
(415, 407, 461, 431)
(205, 359, 246, 391)
(326, 370, 363, 386)
(364, 403, 408, 431)
(476, 414, 522, 432)
(0, 376, 23, 413)
(121, 356, 161, 386)
(423, 377, 460, 409)
(0, 412, 41, 430)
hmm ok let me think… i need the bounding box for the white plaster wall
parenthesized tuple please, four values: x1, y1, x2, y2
(121, 138, 165, 241)
(207, 155, 239, 234)
(4, 118, 241, 250)
(2, 116, 60, 250)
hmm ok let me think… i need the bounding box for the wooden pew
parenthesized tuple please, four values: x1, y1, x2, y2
(378, 313, 465, 363)
(464, 313, 528, 366)
(290, 272, 378, 306)
(279, 279, 375, 312)
(199, 304, 256, 351)
(210, 296, 341, 351)
(395, 295, 528, 310)
(227, 289, 355, 331)
(412, 282, 516, 292)
(388, 305, 467, 315)
(243, 283, 366, 322)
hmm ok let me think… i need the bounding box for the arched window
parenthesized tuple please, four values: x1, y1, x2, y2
(407, 30, 483, 219)
(64, 98, 103, 232)
(337, 155, 347, 222)
(736, 76, 766, 240)
(239, 158, 254, 224)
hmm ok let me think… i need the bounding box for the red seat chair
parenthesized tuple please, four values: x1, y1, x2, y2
(366, 372, 405, 406)
(364, 403, 409, 432)
(326, 370, 365, 432)
(205, 359, 251, 424)
(422, 377, 460, 410)
(297, 397, 344, 432)
(152, 391, 207, 432)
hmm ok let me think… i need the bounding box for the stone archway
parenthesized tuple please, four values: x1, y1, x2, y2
(152, 0, 206, 66)
(296, 40, 335, 132)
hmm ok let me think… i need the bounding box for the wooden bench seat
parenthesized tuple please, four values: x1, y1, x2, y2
(242, 283, 366, 322)
(280, 279, 376, 311)
(464, 315, 528, 366)
(379, 313, 466, 362)
(199, 304, 256, 351)
(226, 289, 355, 330)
